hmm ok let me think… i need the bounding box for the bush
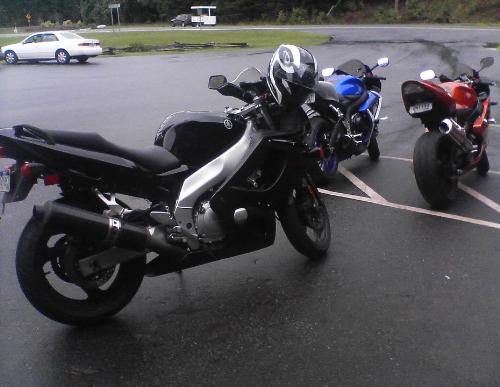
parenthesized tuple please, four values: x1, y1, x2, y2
(288, 7, 308, 24)
(276, 10, 288, 24)
(63, 19, 73, 26)
(40, 20, 55, 28)
(314, 11, 334, 24)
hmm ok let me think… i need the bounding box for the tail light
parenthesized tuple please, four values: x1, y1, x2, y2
(44, 174, 60, 186)
(20, 162, 32, 177)
(0, 146, 6, 158)
(78, 42, 100, 47)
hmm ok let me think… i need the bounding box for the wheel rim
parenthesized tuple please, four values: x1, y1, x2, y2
(294, 185, 329, 244)
(5, 52, 16, 64)
(39, 232, 123, 302)
(57, 51, 68, 63)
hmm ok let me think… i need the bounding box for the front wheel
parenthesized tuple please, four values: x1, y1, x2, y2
(413, 131, 457, 209)
(367, 136, 380, 161)
(278, 177, 331, 259)
(476, 150, 489, 176)
(16, 216, 146, 326)
(307, 117, 338, 184)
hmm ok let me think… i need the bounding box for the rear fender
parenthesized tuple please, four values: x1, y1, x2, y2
(401, 80, 456, 117)
(1, 162, 44, 204)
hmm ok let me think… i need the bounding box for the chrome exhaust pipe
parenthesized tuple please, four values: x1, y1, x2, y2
(33, 202, 186, 259)
(438, 118, 473, 152)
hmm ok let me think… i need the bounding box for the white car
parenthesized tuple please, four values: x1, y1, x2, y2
(1, 31, 102, 65)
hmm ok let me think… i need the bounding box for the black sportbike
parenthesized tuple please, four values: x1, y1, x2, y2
(0, 67, 331, 325)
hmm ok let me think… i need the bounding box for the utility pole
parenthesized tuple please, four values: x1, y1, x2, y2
(395, 0, 399, 12)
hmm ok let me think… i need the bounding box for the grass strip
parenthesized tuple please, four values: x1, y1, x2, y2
(0, 30, 329, 55)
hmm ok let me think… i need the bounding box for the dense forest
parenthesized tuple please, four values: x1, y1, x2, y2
(0, 0, 498, 28)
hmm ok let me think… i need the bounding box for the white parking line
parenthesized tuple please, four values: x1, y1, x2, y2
(319, 188, 500, 230)
(458, 183, 500, 213)
(338, 165, 387, 203)
(379, 155, 412, 162)
(376, 155, 500, 212)
(378, 154, 500, 177)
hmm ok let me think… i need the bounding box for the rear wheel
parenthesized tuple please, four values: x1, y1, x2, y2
(77, 56, 89, 63)
(413, 131, 457, 209)
(4, 50, 18, 64)
(55, 49, 70, 64)
(476, 150, 489, 176)
(16, 202, 145, 326)
(278, 177, 331, 259)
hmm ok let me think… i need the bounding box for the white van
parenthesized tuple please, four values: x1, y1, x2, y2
(190, 6, 216, 26)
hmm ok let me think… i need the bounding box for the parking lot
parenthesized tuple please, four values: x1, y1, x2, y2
(1, 25, 499, 386)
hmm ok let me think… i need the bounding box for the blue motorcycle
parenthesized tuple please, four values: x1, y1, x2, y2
(305, 57, 389, 183)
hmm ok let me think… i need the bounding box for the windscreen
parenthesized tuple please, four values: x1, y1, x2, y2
(451, 62, 475, 79)
(232, 67, 264, 84)
(336, 59, 368, 77)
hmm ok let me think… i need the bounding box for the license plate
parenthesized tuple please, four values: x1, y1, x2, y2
(0, 170, 11, 192)
(409, 102, 433, 114)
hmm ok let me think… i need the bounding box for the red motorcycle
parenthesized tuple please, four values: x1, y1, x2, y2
(401, 57, 495, 208)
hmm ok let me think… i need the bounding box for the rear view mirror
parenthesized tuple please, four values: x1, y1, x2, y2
(208, 75, 227, 90)
(479, 57, 494, 71)
(377, 57, 389, 67)
(321, 67, 334, 77)
(420, 70, 436, 80)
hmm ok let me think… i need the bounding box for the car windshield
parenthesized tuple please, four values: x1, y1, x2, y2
(60, 32, 83, 40)
(232, 67, 264, 84)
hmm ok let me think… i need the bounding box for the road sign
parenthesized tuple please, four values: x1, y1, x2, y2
(108, 3, 120, 8)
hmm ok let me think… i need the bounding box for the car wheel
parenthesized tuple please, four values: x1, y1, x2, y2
(4, 50, 18, 65)
(55, 49, 70, 64)
(77, 57, 89, 63)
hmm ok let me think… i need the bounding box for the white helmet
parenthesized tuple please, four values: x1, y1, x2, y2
(267, 44, 318, 106)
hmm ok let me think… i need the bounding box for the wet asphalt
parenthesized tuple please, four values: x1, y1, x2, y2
(0, 25, 499, 386)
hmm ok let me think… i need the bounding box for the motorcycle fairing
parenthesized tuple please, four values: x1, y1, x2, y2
(174, 108, 308, 237)
(358, 91, 380, 113)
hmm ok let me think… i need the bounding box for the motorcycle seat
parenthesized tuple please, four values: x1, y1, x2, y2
(42, 130, 181, 174)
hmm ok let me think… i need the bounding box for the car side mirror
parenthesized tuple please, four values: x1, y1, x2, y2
(479, 56, 494, 71)
(208, 75, 228, 89)
(377, 57, 389, 67)
(420, 70, 436, 80)
(321, 67, 334, 77)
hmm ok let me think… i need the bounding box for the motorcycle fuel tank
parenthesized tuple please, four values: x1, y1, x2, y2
(439, 82, 478, 110)
(154, 111, 246, 168)
(332, 75, 365, 99)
